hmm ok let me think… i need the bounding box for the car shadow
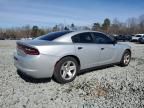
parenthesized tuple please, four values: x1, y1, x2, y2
(17, 70, 51, 83)
(78, 64, 115, 76)
(17, 65, 116, 83)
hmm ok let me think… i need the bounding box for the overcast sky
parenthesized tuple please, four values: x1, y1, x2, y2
(0, 0, 144, 28)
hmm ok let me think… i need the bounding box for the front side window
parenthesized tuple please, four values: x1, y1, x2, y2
(92, 33, 113, 44)
(72, 32, 94, 43)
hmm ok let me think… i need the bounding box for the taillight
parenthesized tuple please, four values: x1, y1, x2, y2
(17, 43, 39, 55)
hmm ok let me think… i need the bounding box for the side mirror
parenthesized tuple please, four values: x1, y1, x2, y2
(113, 39, 117, 44)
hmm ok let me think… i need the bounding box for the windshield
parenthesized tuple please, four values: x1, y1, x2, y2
(35, 31, 72, 41)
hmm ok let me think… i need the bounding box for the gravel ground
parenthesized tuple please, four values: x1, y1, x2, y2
(0, 40, 144, 108)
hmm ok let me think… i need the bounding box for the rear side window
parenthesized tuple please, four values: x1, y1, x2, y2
(35, 31, 72, 41)
(72, 32, 94, 43)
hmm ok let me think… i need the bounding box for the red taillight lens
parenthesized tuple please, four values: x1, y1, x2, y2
(24, 47, 39, 55)
(17, 44, 39, 55)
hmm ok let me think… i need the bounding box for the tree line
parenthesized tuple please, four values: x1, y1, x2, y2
(0, 14, 144, 39)
(92, 14, 144, 35)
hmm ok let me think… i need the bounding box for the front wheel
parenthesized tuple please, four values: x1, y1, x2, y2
(53, 57, 79, 84)
(120, 50, 131, 67)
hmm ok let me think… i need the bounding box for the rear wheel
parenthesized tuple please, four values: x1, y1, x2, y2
(120, 50, 131, 66)
(53, 57, 79, 84)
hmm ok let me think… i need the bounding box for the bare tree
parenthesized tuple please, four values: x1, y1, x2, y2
(126, 17, 138, 34)
(1, 14, 144, 40)
(138, 15, 144, 33)
(92, 23, 101, 31)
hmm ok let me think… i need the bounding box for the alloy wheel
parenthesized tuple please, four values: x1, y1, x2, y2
(123, 53, 130, 65)
(60, 61, 76, 80)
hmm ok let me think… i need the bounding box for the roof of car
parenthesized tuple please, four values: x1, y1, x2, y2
(53, 30, 108, 43)
(135, 34, 144, 35)
(70, 30, 105, 34)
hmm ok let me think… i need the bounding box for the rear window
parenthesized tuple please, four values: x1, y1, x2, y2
(35, 31, 72, 41)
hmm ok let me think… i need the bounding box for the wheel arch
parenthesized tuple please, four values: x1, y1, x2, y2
(120, 48, 131, 60)
(55, 55, 81, 68)
(125, 49, 131, 55)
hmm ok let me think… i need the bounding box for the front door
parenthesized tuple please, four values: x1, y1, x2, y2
(92, 32, 117, 65)
(71, 32, 101, 69)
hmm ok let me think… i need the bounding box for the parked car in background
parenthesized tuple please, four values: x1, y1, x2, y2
(138, 36, 144, 44)
(131, 34, 144, 42)
(115, 35, 132, 42)
(14, 31, 131, 83)
(0, 37, 5, 40)
(126, 35, 132, 41)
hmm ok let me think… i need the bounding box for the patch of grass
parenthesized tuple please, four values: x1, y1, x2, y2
(64, 80, 108, 98)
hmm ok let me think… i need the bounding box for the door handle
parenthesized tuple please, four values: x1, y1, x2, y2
(78, 47, 83, 50)
(101, 48, 104, 50)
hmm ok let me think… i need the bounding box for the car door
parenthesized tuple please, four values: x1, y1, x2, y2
(71, 32, 101, 69)
(92, 32, 117, 65)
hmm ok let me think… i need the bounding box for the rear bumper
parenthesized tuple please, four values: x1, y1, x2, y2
(14, 52, 58, 78)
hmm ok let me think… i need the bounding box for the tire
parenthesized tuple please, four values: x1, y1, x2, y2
(120, 50, 131, 67)
(53, 57, 79, 84)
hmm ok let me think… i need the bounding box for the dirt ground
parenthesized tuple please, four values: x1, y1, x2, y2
(0, 40, 144, 108)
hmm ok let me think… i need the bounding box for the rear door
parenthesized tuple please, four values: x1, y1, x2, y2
(71, 32, 101, 69)
(92, 32, 117, 65)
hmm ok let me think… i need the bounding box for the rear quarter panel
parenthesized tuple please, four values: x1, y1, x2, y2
(36, 43, 76, 62)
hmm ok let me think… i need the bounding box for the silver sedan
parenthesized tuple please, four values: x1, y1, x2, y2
(14, 31, 131, 83)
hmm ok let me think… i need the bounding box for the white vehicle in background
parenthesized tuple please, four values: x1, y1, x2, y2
(21, 38, 33, 40)
(131, 34, 144, 42)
